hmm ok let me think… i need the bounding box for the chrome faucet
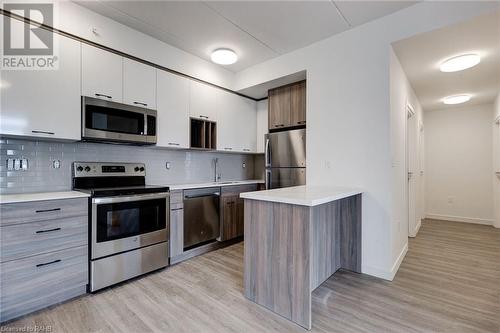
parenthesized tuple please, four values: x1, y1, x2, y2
(213, 158, 221, 182)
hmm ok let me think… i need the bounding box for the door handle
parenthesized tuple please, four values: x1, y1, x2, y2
(35, 208, 61, 213)
(35, 227, 61, 234)
(36, 259, 61, 268)
(95, 93, 112, 99)
(265, 138, 270, 167)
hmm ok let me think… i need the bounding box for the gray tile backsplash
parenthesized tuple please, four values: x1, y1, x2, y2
(0, 138, 263, 194)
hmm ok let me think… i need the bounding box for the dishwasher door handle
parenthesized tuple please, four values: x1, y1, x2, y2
(184, 192, 220, 199)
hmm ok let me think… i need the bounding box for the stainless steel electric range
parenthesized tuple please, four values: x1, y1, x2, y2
(72, 162, 169, 292)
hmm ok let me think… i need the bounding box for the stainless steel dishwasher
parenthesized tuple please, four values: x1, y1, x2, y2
(183, 187, 220, 250)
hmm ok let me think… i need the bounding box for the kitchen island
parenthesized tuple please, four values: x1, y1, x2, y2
(240, 186, 362, 330)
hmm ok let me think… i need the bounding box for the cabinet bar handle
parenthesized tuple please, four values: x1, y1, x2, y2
(95, 93, 112, 99)
(297, 121, 306, 124)
(224, 147, 233, 150)
(199, 115, 209, 119)
(35, 208, 61, 213)
(36, 259, 61, 268)
(168, 143, 180, 146)
(35, 227, 61, 234)
(274, 124, 285, 128)
(243, 149, 250, 152)
(32, 130, 55, 135)
(133, 101, 148, 107)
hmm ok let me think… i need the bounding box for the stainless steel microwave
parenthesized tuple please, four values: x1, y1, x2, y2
(82, 96, 157, 145)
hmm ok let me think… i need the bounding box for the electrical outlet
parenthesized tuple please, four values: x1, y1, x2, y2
(52, 160, 61, 169)
(242, 162, 246, 169)
(165, 162, 171, 170)
(14, 159, 20, 171)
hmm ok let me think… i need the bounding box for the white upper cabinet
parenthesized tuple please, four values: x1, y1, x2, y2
(216, 91, 257, 153)
(189, 81, 217, 121)
(82, 44, 123, 102)
(216, 90, 239, 152)
(0, 27, 82, 141)
(238, 97, 257, 153)
(123, 58, 156, 109)
(256, 100, 269, 153)
(156, 71, 190, 149)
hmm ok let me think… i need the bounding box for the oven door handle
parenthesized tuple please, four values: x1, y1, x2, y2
(92, 192, 169, 204)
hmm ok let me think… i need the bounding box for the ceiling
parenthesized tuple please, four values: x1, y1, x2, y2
(75, 0, 417, 72)
(392, 10, 500, 111)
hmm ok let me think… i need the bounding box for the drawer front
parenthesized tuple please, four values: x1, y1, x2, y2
(221, 184, 258, 196)
(0, 198, 88, 226)
(0, 246, 88, 323)
(170, 190, 183, 205)
(1, 216, 88, 263)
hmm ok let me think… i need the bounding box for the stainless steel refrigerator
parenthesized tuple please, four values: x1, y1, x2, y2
(265, 128, 306, 189)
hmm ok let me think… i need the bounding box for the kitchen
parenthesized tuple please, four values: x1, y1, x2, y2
(1, 1, 499, 332)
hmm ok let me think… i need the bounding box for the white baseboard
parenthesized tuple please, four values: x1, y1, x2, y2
(425, 214, 494, 226)
(362, 243, 408, 282)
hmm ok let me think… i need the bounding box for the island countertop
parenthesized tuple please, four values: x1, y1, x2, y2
(240, 185, 362, 206)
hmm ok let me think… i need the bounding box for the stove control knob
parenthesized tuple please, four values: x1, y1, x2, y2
(139, 167, 145, 172)
(84, 166, 91, 172)
(134, 167, 140, 172)
(76, 166, 83, 172)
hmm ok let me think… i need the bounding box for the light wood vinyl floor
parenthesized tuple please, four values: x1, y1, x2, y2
(2, 219, 499, 332)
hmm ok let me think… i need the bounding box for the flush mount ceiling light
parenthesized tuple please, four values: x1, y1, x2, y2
(443, 94, 471, 105)
(440, 54, 480, 72)
(211, 48, 238, 65)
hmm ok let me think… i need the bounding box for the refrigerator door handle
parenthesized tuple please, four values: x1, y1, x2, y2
(265, 169, 272, 190)
(265, 138, 271, 167)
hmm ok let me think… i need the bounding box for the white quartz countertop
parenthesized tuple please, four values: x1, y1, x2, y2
(0, 191, 90, 204)
(240, 185, 362, 207)
(166, 180, 264, 191)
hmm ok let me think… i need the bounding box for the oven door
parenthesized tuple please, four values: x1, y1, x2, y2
(91, 192, 169, 260)
(82, 96, 157, 144)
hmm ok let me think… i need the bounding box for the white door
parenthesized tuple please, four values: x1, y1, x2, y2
(407, 105, 418, 237)
(189, 81, 217, 121)
(0, 27, 82, 140)
(123, 58, 156, 109)
(256, 100, 269, 153)
(216, 90, 238, 152)
(82, 44, 123, 102)
(237, 97, 257, 153)
(156, 71, 189, 148)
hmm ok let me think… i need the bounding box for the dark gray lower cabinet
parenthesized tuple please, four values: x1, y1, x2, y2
(220, 184, 257, 241)
(0, 198, 89, 323)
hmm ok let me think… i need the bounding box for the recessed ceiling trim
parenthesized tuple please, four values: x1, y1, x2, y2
(330, 1, 352, 27)
(202, 1, 279, 55)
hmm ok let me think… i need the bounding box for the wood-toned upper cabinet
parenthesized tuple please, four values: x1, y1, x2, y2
(189, 81, 217, 121)
(82, 44, 123, 102)
(156, 71, 189, 149)
(290, 81, 306, 126)
(123, 58, 156, 109)
(268, 85, 290, 130)
(268, 81, 306, 130)
(0, 25, 81, 141)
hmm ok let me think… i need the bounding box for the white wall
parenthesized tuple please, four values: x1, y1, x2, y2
(234, 1, 499, 280)
(4, 0, 235, 89)
(494, 93, 500, 228)
(390, 48, 425, 262)
(425, 104, 494, 225)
